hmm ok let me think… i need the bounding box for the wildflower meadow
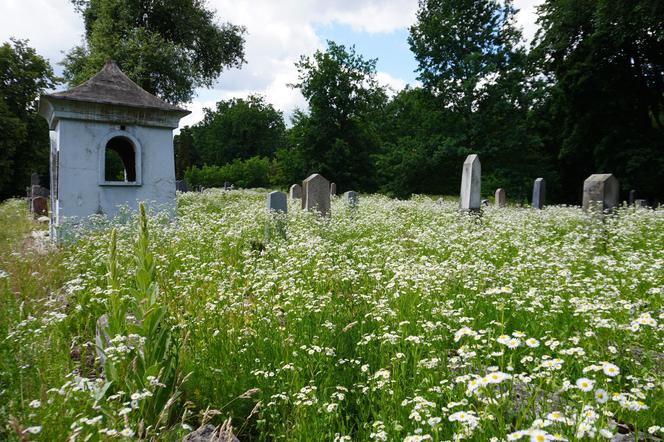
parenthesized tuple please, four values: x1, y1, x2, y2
(1, 191, 663, 441)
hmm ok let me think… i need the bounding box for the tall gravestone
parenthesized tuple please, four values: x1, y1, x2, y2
(495, 188, 506, 208)
(532, 178, 546, 209)
(289, 184, 302, 200)
(31, 173, 40, 186)
(302, 173, 331, 216)
(330, 182, 337, 196)
(583, 174, 619, 212)
(459, 154, 481, 212)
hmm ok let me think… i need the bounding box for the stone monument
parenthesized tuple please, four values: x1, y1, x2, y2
(289, 184, 302, 200)
(459, 154, 481, 212)
(582, 174, 619, 212)
(495, 188, 506, 208)
(532, 178, 546, 209)
(302, 173, 331, 216)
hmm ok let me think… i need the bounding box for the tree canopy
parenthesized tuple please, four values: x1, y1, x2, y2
(63, 0, 246, 104)
(0, 39, 57, 200)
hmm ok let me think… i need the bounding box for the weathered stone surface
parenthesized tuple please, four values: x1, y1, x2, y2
(302, 173, 331, 216)
(182, 424, 240, 442)
(495, 188, 506, 208)
(37, 216, 50, 223)
(95, 314, 110, 365)
(635, 199, 648, 208)
(459, 154, 481, 211)
(266, 191, 287, 213)
(344, 191, 358, 207)
(175, 180, 189, 192)
(289, 184, 302, 199)
(628, 189, 636, 205)
(583, 174, 619, 212)
(31, 185, 49, 198)
(532, 178, 546, 209)
(32, 196, 48, 216)
(330, 182, 337, 196)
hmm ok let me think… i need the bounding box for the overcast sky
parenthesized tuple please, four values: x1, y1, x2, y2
(1, 0, 543, 128)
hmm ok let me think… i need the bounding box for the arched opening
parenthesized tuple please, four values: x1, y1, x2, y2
(104, 136, 136, 182)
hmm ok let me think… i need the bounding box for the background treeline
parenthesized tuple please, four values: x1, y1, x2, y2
(3, 0, 663, 203)
(177, 0, 664, 203)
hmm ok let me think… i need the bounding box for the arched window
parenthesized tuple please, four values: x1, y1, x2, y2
(104, 136, 136, 182)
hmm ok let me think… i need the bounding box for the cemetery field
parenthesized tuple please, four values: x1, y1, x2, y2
(1, 191, 664, 442)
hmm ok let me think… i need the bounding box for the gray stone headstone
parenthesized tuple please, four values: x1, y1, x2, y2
(628, 190, 636, 205)
(30, 173, 40, 186)
(302, 173, 331, 216)
(224, 181, 230, 190)
(330, 182, 337, 196)
(495, 188, 506, 208)
(583, 174, 619, 212)
(289, 184, 302, 200)
(266, 191, 287, 213)
(344, 191, 358, 207)
(175, 180, 189, 192)
(634, 199, 648, 208)
(459, 154, 481, 212)
(532, 178, 546, 209)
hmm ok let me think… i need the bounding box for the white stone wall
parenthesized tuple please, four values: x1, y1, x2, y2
(55, 119, 175, 224)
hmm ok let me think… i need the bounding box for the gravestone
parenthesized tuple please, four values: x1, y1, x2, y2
(302, 173, 331, 216)
(224, 181, 231, 191)
(175, 180, 189, 192)
(532, 178, 546, 209)
(628, 190, 636, 205)
(289, 184, 302, 200)
(31, 173, 40, 186)
(330, 182, 337, 196)
(266, 191, 287, 240)
(344, 191, 358, 207)
(459, 154, 481, 212)
(481, 199, 489, 207)
(266, 191, 287, 213)
(634, 199, 648, 208)
(583, 174, 619, 212)
(495, 188, 506, 208)
(32, 196, 48, 217)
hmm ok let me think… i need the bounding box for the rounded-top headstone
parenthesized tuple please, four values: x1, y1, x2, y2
(495, 188, 506, 208)
(289, 184, 302, 199)
(330, 182, 337, 196)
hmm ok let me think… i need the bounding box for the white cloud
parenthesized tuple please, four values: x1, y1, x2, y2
(514, 0, 545, 44)
(0, 0, 83, 71)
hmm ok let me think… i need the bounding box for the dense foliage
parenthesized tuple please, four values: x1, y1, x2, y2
(0, 39, 57, 200)
(63, 0, 246, 104)
(1, 193, 663, 440)
(184, 157, 272, 189)
(2, 0, 663, 202)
